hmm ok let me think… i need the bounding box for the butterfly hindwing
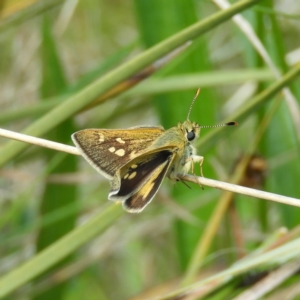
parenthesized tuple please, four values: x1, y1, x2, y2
(109, 150, 175, 212)
(72, 127, 164, 179)
(123, 154, 174, 212)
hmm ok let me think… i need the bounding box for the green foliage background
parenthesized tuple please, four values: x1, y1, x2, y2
(0, 0, 300, 299)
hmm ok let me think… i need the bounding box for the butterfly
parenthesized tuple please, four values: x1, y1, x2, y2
(72, 89, 237, 212)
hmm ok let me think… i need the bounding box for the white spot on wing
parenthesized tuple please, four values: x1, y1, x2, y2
(109, 147, 116, 153)
(115, 149, 125, 156)
(99, 134, 105, 142)
(116, 138, 125, 144)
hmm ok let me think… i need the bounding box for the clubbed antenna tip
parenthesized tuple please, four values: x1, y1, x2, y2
(226, 121, 238, 126)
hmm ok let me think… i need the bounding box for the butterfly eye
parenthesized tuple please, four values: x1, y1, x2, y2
(186, 131, 195, 141)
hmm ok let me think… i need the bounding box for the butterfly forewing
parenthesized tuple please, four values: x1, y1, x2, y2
(72, 127, 164, 179)
(108, 150, 175, 212)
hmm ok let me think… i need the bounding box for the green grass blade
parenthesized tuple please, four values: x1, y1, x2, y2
(0, 204, 123, 298)
(33, 15, 77, 300)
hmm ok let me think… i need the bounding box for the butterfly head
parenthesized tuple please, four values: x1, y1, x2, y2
(181, 120, 201, 143)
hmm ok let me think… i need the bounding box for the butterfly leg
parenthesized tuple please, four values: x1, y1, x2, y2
(189, 155, 204, 189)
(188, 155, 204, 177)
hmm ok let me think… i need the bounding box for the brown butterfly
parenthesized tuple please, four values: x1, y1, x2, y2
(72, 89, 237, 212)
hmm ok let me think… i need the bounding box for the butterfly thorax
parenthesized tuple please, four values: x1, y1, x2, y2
(147, 120, 201, 180)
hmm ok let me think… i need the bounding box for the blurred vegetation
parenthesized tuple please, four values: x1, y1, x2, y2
(0, 0, 300, 299)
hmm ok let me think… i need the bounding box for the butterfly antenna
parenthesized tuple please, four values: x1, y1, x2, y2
(187, 88, 201, 120)
(200, 121, 238, 129)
